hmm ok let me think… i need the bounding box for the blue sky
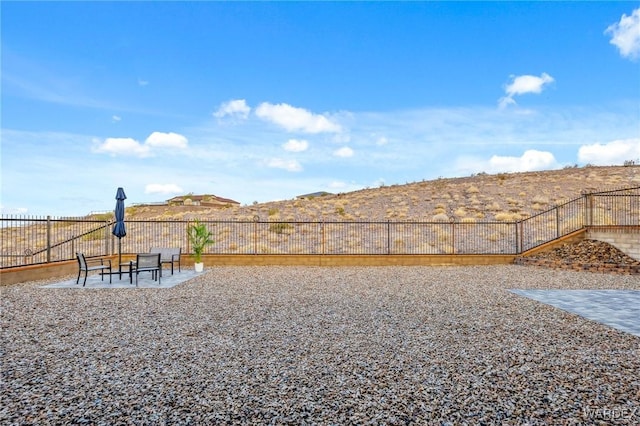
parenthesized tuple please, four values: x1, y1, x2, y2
(2, 1, 639, 217)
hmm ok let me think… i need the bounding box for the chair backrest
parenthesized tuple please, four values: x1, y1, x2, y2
(76, 252, 87, 270)
(150, 247, 180, 261)
(137, 253, 160, 269)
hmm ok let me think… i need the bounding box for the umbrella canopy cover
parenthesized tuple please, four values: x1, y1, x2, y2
(112, 187, 127, 238)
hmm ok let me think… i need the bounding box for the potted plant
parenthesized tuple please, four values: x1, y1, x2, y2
(187, 220, 214, 272)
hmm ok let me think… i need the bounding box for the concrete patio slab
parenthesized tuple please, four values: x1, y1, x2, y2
(41, 269, 203, 289)
(510, 289, 640, 337)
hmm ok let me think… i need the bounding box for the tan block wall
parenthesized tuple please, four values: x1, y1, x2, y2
(201, 254, 516, 267)
(0, 255, 117, 286)
(2, 254, 515, 285)
(587, 226, 640, 261)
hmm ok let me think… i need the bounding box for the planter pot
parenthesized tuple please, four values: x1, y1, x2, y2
(194, 262, 204, 272)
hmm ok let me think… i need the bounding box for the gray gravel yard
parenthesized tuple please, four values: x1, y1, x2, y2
(1, 265, 639, 425)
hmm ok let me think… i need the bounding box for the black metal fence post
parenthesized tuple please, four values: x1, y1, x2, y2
(104, 220, 110, 256)
(253, 215, 259, 255)
(46, 216, 51, 263)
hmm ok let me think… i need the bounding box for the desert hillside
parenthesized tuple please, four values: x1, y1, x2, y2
(124, 165, 640, 222)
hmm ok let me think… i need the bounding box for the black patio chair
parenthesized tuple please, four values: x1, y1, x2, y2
(133, 253, 161, 286)
(76, 252, 112, 287)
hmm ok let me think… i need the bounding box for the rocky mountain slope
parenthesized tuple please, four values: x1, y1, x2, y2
(124, 165, 639, 222)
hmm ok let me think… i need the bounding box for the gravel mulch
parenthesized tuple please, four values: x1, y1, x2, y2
(1, 266, 639, 425)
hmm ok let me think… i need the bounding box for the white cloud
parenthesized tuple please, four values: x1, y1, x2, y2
(282, 139, 309, 152)
(328, 181, 348, 189)
(93, 137, 151, 157)
(0, 205, 28, 215)
(138, 79, 149, 86)
(333, 146, 354, 158)
(605, 8, 640, 60)
(488, 150, 557, 173)
(94, 131, 188, 157)
(112, 115, 121, 122)
(499, 73, 554, 108)
(266, 158, 303, 172)
(457, 149, 560, 175)
(255, 102, 342, 133)
(144, 183, 184, 195)
(578, 138, 640, 165)
(145, 131, 188, 149)
(376, 136, 389, 146)
(213, 99, 251, 119)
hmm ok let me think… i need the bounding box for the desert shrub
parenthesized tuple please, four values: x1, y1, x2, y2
(495, 212, 520, 222)
(88, 212, 113, 221)
(531, 203, 546, 211)
(531, 195, 550, 205)
(432, 213, 449, 222)
(269, 222, 293, 234)
(268, 208, 279, 216)
(461, 217, 476, 223)
(82, 229, 106, 241)
(487, 202, 502, 211)
(454, 208, 467, 217)
(466, 185, 480, 194)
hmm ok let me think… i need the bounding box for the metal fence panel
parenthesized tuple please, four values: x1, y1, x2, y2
(2, 186, 638, 268)
(0, 216, 111, 268)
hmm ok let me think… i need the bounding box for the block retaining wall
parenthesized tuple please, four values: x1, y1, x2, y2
(587, 226, 640, 261)
(513, 257, 640, 275)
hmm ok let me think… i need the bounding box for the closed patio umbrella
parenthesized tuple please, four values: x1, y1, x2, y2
(112, 187, 127, 270)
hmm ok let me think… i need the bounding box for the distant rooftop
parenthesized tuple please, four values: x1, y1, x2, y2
(296, 191, 333, 199)
(167, 194, 240, 206)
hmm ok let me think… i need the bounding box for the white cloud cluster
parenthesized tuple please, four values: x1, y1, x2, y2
(578, 138, 640, 165)
(255, 102, 341, 133)
(213, 99, 251, 119)
(456, 149, 559, 175)
(0, 205, 28, 215)
(145, 183, 184, 195)
(488, 150, 557, 173)
(94, 132, 188, 157)
(266, 158, 303, 172)
(605, 8, 640, 60)
(282, 139, 309, 152)
(499, 73, 554, 108)
(333, 146, 354, 158)
(94, 137, 151, 157)
(146, 131, 188, 149)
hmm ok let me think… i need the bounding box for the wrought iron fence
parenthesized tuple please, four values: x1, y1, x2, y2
(1, 186, 638, 268)
(0, 216, 113, 268)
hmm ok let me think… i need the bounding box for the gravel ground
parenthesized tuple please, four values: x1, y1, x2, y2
(1, 265, 639, 425)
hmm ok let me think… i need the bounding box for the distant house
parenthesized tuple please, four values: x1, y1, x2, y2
(167, 194, 240, 207)
(296, 191, 333, 199)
